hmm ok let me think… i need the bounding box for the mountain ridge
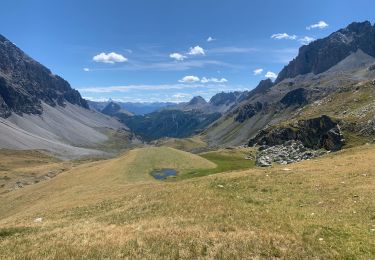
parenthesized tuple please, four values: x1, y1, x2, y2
(276, 21, 375, 83)
(0, 34, 88, 118)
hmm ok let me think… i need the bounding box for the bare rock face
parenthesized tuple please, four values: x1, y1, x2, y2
(0, 34, 88, 118)
(234, 102, 264, 123)
(249, 115, 345, 151)
(276, 21, 375, 83)
(280, 88, 308, 108)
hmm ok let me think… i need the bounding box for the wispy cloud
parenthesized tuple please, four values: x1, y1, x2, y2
(79, 84, 207, 93)
(93, 52, 128, 63)
(201, 77, 228, 83)
(172, 93, 192, 99)
(253, 68, 263, 75)
(307, 21, 328, 30)
(83, 68, 90, 72)
(271, 33, 297, 40)
(208, 46, 258, 54)
(169, 52, 187, 61)
(89, 59, 241, 72)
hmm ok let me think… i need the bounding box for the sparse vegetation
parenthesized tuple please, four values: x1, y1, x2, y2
(1, 145, 374, 258)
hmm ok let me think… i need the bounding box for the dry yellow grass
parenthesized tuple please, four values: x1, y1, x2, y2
(0, 149, 68, 194)
(0, 145, 375, 259)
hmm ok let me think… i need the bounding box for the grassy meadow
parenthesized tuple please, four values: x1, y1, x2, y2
(0, 145, 374, 259)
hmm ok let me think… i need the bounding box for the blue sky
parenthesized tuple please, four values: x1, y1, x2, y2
(1, 0, 374, 102)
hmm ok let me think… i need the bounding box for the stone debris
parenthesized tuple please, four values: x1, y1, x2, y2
(256, 141, 327, 167)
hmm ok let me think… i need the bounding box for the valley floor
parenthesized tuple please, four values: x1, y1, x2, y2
(0, 145, 374, 259)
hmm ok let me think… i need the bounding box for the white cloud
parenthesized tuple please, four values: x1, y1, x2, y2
(207, 36, 215, 42)
(307, 21, 328, 30)
(265, 71, 278, 79)
(201, 77, 228, 83)
(271, 33, 297, 40)
(178, 75, 200, 83)
(188, 45, 205, 56)
(253, 68, 263, 75)
(83, 68, 90, 72)
(93, 52, 128, 64)
(299, 36, 315, 45)
(169, 52, 187, 61)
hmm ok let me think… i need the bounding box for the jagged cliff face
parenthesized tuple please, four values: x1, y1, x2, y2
(0, 34, 88, 118)
(276, 21, 375, 83)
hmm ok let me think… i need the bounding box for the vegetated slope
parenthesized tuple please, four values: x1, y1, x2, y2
(0, 34, 134, 158)
(203, 21, 375, 148)
(0, 149, 66, 193)
(0, 147, 216, 217)
(151, 136, 209, 153)
(110, 108, 221, 141)
(0, 144, 374, 258)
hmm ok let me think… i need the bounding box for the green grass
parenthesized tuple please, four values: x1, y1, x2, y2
(176, 149, 255, 180)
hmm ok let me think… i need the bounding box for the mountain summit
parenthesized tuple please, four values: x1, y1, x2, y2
(276, 21, 375, 83)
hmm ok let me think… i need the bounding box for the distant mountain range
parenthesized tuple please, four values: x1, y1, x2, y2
(1, 21, 375, 156)
(88, 100, 176, 115)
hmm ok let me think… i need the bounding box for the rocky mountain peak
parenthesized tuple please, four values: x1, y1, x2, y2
(188, 96, 207, 106)
(275, 21, 375, 83)
(0, 34, 88, 118)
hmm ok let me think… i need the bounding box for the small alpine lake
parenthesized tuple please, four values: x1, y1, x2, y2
(150, 168, 177, 180)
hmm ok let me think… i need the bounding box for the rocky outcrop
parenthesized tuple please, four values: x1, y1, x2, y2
(246, 79, 274, 99)
(256, 141, 327, 167)
(276, 21, 375, 83)
(249, 115, 345, 151)
(280, 88, 308, 107)
(235, 102, 264, 123)
(0, 34, 88, 118)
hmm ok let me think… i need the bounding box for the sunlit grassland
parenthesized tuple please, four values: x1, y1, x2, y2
(176, 148, 256, 180)
(0, 145, 374, 259)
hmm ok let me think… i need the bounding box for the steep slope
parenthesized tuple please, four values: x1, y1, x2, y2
(276, 21, 375, 83)
(0, 34, 133, 158)
(203, 21, 375, 147)
(0, 35, 88, 117)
